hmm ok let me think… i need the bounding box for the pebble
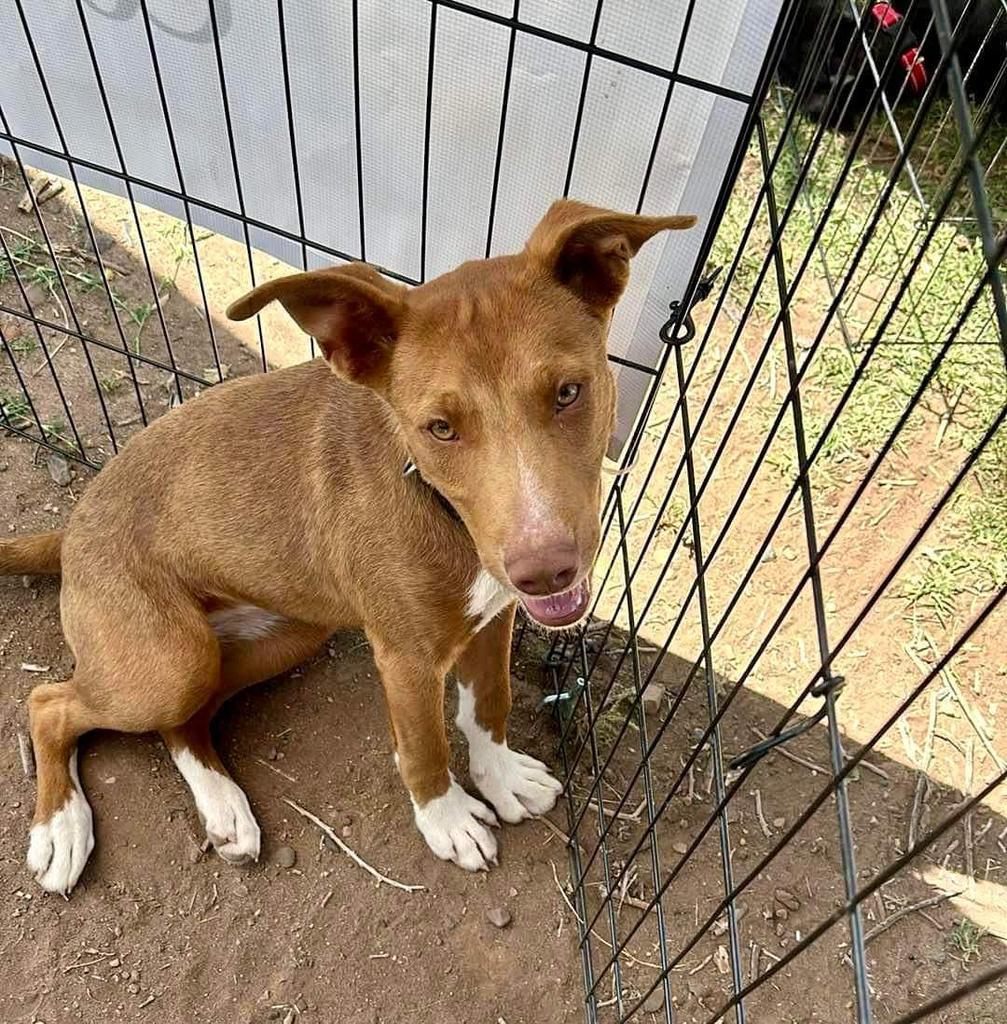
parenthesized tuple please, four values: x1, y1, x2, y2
(47, 453, 72, 487)
(341, 826, 352, 838)
(760, 543, 777, 564)
(508, 886, 518, 898)
(126, 984, 139, 995)
(275, 845, 297, 869)
(128, 970, 139, 983)
(672, 841, 688, 855)
(781, 545, 797, 561)
(188, 848, 201, 863)
(486, 907, 512, 929)
(775, 887, 801, 911)
(772, 816, 786, 828)
(641, 682, 665, 714)
(108, 959, 120, 969)
(641, 989, 665, 1013)
(266, 747, 279, 761)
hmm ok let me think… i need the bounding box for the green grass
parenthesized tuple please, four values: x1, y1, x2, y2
(709, 94, 1007, 628)
(950, 918, 988, 964)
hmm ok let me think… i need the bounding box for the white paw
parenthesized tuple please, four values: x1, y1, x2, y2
(27, 787, 95, 895)
(172, 749, 260, 864)
(471, 743, 563, 824)
(413, 777, 499, 872)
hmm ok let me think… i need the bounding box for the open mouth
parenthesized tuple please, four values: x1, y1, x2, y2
(520, 578, 591, 629)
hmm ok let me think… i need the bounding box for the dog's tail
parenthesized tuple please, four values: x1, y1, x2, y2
(0, 530, 63, 575)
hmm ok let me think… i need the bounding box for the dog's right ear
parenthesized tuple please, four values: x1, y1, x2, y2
(226, 264, 406, 389)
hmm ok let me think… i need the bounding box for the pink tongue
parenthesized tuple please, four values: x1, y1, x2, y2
(521, 579, 590, 626)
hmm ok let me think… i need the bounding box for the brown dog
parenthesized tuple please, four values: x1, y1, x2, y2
(0, 200, 694, 893)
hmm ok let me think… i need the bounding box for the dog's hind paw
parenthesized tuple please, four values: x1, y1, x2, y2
(413, 778, 499, 872)
(27, 788, 95, 895)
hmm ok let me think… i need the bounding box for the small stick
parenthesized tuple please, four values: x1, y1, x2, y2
(688, 953, 713, 975)
(749, 943, 761, 984)
(909, 691, 938, 851)
(536, 814, 585, 857)
(20, 663, 50, 673)
(63, 953, 113, 973)
(748, 726, 826, 774)
(753, 789, 772, 839)
(549, 860, 661, 970)
(138, 993, 159, 1009)
(284, 798, 424, 893)
(31, 334, 71, 376)
(255, 757, 298, 783)
(964, 739, 975, 884)
(16, 729, 35, 779)
(853, 891, 960, 952)
(320, 889, 334, 909)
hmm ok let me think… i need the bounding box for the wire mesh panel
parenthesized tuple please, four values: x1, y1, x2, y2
(1, 1, 1006, 1023)
(541, 0, 1007, 1020)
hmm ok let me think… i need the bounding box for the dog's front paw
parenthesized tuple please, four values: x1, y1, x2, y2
(413, 778, 499, 871)
(27, 789, 95, 895)
(471, 745, 563, 824)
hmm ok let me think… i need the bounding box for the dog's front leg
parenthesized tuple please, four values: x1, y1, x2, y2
(371, 642, 499, 871)
(454, 608, 563, 823)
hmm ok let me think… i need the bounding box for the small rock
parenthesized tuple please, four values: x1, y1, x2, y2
(487, 907, 512, 929)
(275, 845, 297, 869)
(508, 886, 518, 898)
(775, 906, 789, 920)
(714, 945, 730, 975)
(772, 816, 785, 828)
(781, 545, 797, 561)
(128, 970, 139, 983)
(47, 453, 72, 487)
(672, 841, 688, 855)
(641, 682, 665, 715)
(105, 776, 117, 785)
(188, 848, 201, 864)
(108, 959, 120, 969)
(341, 826, 352, 838)
(775, 887, 800, 911)
(760, 543, 777, 564)
(25, 284, 46, 307)
(641, 988, 665, 1013)
(126, 984, 139, 995)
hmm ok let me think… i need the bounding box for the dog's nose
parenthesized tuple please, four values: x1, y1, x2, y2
(505, 545, 579, 596)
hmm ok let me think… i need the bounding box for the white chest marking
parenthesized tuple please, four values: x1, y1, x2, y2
(208, 604, 286, 642)
(465, 568, 514, 633)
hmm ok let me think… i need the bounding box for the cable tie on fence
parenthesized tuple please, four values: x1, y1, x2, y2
(729, 674, 845, 771)
(659, 264, 723, 347)
(539, 675, 586, 713)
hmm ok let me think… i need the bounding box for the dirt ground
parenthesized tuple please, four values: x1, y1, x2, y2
(1, 158, 1006, 1024)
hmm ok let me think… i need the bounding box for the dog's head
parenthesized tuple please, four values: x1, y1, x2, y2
(228, 200, 695, 628)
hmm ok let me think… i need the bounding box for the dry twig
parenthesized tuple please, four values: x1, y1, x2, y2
(284, 798, 424, 893)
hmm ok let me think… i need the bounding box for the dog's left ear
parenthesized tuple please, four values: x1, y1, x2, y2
(226, 264, 406, 389)
(526, 199, 697, 315)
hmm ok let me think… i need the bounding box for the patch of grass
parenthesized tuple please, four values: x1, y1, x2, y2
(8, 335, 37, 354)
(99, 374, 124, 395)
(950, 918, 988, 964)
(0, 390, 31, 424)
(712, 95, 1007, 630)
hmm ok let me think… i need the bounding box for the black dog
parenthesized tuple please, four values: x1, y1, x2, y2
(777, 0, 1006, 131)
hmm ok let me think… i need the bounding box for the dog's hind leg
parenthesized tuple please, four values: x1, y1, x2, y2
(26, 681, 97, 894)
(162, 619, 328, 865)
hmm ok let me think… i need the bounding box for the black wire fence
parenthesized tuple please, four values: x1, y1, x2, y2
(1, 2, 1006, 1023)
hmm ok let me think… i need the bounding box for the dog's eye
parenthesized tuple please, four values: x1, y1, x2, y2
(556, 382, 581, 409)
(428, 419, 457, 442)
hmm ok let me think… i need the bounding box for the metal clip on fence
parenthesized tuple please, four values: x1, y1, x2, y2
(729, 674, 845, 771)
(659, 264, 723, 346)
